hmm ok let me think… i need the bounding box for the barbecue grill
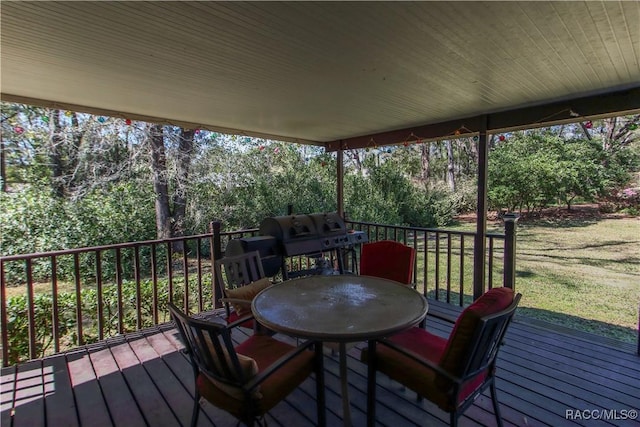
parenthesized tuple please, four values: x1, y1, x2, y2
(226, 212, 367, 278)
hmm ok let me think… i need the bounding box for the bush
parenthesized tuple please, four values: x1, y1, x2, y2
(1, 183, 157, 284)
(3, 275, 212, 365)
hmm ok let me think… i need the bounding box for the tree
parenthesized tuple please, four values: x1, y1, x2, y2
(148, 125, 195, 249)
(488, 124, 640, 213)
(445, 140, 455, 191)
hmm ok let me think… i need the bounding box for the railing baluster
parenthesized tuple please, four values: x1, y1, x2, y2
(134, 246, 142, 330)
(51, 256, 60, 352)
(167, 242, 173, 305)
(446, 234, 452, 304)
(0, 260, 8, 365)
(488, 237, 494, 290)
(151, 244, 159, 324)
(196, 238, 204, 313)
(435, 232, 440, 300)
(423, 231, 428, 298)
(73, 253, 83, 346)
(412, 231, 418, 286)
(459, 236, 465, 307)
(95, 250, 104, 341)
(182, 238, 189, 314)
(26, 259, 36, 359)
(115, 248, 124, 334)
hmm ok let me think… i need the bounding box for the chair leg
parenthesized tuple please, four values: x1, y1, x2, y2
(450, 412, 458, 427)
(366, 341, 377, 427)
(191, 389, 201, 427)
(490, 381, 504, 427)
(315, 343, 327, 427)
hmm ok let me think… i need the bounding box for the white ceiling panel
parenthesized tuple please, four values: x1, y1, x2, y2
(1, 1, 639, 145)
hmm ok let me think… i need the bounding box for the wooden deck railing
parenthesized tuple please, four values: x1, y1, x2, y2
(344, 220, 514, 304)
(1, 219, 516, 367)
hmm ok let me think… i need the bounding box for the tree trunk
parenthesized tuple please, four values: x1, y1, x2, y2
(467, 137, 478, 174)
(347, 149, 363, 173)
(0, 136, 6, 192)
(149, 125, 172, 240)
(66, 112, 83, 191)
(49, 110, 65, 197)
(445, 140, 455, 192)
(171, 129, 195, 252)
(420, 142, 430, 182)
(579, 122, 592, 140)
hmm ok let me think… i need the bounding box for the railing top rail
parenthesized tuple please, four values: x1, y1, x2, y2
(344, 219, 505, 239)
(0, 232, 214, 262)
(1, 220, 505, 263)
(219, 228, 259, 236)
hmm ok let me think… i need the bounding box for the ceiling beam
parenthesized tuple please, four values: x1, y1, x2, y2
(325, 86, 640, 152)
(0, 94, 324, 147)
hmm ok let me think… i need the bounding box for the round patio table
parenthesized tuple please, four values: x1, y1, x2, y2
(251, 274, 428, 427)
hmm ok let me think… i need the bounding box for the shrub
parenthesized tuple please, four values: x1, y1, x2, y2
(3, 275, 213, 365)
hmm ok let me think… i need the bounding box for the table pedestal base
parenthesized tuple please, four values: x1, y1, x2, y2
(339, 342, 352, 427)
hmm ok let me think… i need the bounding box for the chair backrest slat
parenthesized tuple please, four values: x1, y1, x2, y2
(216, 251, 265, 289)
(168, 303, 247, 386)
(215, 251, 266, 316)
(459, 294, 521, 379)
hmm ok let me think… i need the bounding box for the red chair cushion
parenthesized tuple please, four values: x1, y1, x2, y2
(197, 335, 314, 418)
(439, 287, 514, 379)
(362, 327, 485, 410)
(360, 240, 416, 285)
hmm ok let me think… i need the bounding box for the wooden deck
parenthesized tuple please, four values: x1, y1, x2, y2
(2, 307, 639, 427)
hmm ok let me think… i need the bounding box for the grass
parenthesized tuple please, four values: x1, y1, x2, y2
(448, 211, 640, 344)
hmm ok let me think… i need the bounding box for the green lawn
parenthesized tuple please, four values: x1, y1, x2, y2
(449, 213, 640, 344)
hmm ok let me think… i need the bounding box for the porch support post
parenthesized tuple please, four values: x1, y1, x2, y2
(337, 148, 345, 217)
(473, 117, 489, 300)
(502, 213, 519, 289)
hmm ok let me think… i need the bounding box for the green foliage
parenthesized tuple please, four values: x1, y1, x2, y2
(0, 182, 157, 283)
(4, 275, 212, 365)
(488, 132, 639, 212)
(344, 156, 462, 227)
(187, 141, 337, 230)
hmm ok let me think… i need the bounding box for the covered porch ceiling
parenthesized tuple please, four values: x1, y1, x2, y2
(1, 1, 639, 151)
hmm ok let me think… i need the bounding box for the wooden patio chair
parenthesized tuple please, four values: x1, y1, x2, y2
(359, 240, 416, 286)
(215, 251, 269, 330)
(168, 303, 326, 427)
(361, 287, 521, 427)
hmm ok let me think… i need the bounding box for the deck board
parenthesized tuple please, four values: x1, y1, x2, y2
(67, 348, 113, 427)
(1, 364, 16, 427)
(89, 343, 146, 427)
(43, 354, 79, 427)
(13, 359, 45, 427)
(2, 310, 639, 427)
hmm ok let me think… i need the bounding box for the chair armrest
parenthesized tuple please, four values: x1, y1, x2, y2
(244, 340, 318, 390)
(376, 338, 463, 385)
(226, 312, 256, 330)
(219, 297, 253, 307)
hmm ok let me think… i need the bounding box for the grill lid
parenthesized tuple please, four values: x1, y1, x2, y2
(259, 214, 323, 256)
